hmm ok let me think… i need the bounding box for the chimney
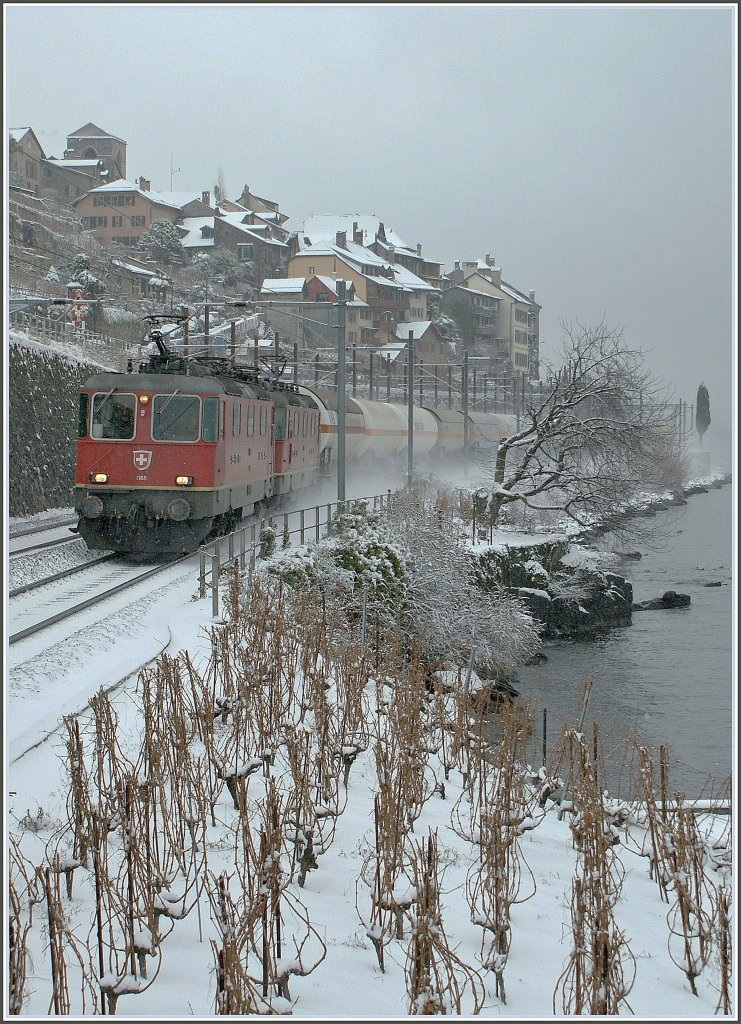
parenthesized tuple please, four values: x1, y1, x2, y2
(529, 290, 536, 302)
(416, 243, 422, 257)
(137, 176, 150, 192)
(202, 190, 211, 206)
(486, 252, 496, 267)
(335, 230, 347, 248)
(353, 221, 363, 245)
(454, 260, 461, 270)
(387, 245, 395, 262)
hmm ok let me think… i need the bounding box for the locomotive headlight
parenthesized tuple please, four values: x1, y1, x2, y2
(139, 394, 150, 405)
(89, 472, 109, 484)
(82, 495, 104, 518)
(175, 475, 193, 486)
(167, 498, 191, 522)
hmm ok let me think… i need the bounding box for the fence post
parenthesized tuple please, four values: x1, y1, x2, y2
(199, 550, 207, 598)
(300, 508, 305, 545)
(212, 553, 220, 618)
(315, 506, 320, 543)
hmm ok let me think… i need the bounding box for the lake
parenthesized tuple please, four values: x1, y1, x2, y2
(514, 480, 734, 798)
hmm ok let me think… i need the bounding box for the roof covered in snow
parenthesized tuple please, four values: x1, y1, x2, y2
(260, 278, 306, 294)
(178, 217, 216, 247)
(73, 179, 185, 210)
(500, 282, 532, 305)
(394, 321, 436, 341)
(294, 239, 431, 293)
(301, 214, 410, 251)
(47, 158, 102, 169)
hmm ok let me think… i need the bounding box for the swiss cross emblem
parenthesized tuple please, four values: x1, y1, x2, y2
(133, 450, 152, 471)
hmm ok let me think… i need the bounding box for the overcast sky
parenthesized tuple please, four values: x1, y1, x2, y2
(5, 4, 736, 442)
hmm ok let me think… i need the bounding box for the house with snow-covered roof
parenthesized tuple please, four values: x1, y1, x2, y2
(375, 321, 450, 378)
(288, 230, 439, 344)
(235, 184, 289, 227)
(39, 156, 107, 203)
(257, 276, 375, 350)
(72, 178, 213, 248)
(210, 211, 288, 286)
(442, 253, 541, 378)
(298, 215, 443, 289)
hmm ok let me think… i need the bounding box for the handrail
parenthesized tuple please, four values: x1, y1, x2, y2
(198, 490, 395, 617)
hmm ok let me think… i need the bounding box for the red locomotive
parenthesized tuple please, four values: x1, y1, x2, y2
(74, 328, 518, 554)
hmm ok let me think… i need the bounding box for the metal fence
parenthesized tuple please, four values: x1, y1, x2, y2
(198, 490, 395, 617)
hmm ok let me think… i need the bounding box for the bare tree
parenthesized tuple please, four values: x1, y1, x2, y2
(214, 167, 227, 206)
(478, 320, 680, 531)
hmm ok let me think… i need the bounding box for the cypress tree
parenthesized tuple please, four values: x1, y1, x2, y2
(695, 383, 711, 446)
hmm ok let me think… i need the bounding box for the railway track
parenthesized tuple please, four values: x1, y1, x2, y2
(9, 515, 78, 540)
(9, 521, 82, 558)
(8, 553, 117, 599)
(8, 553, 192, 645)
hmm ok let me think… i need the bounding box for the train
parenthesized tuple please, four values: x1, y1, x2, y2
(73, 329, 519, 554)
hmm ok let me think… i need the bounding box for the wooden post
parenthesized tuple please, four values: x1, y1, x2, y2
(660, 744, 669, 822)
(542, 708, 547, 766)
(230, 320, 237, 365)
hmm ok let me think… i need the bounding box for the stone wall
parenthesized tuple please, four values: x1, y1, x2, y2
(8, 338, 105, 516)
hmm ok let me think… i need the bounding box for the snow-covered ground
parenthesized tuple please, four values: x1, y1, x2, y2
(6, 500, 734, 1019)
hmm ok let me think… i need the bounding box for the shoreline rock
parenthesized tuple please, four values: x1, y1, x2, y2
(632, 590, 691, 611)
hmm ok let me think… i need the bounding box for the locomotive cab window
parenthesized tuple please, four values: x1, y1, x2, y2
(259, 405, 268, 435)
(152, 394, 200, 441)
(78, 394, 89, 437)
(91, 392, 136, 439)
(232, 403, 242, 436)
(246, 404, 255, 436)
(202, 397, 219, 442)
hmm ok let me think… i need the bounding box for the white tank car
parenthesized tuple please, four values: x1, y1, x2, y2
(298, 386, 440, 463)
(297, 384, 520, 471)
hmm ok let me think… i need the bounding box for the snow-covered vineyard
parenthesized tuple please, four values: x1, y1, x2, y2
(7, 511, 733, 1018)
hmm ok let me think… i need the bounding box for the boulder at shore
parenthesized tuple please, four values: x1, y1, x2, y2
(632, 590, 691, 611)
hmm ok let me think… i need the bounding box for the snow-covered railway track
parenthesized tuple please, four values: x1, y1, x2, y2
(8, 554, 191, 645)
(9, 515, 79, 540)
(8, 553, 117, 598)
(9, 528, 82, 558)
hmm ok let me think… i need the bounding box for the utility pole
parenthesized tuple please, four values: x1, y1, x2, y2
(336, 281, 347, 504)
(463, 351, 470, 477)
(407, 329, 415, 488)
